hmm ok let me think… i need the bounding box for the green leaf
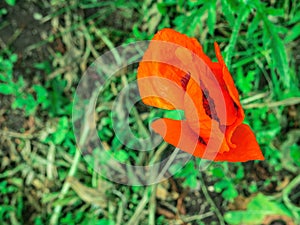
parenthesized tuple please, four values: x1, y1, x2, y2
(221, 0, 235, 25)
(111, 136, 122, 150)
(157, 3, 167, 15)
(225, 0, 243, 12)
(16, 76, 25, 88)
(183, 174, 197, 189)
(247, 193, 292, 217)
(5, 0, 16, 6)
(34, 61, 52, 74)
(9, 53, 18, 63)
(285, 23, 300, 43)
(164, 109, 185, 120)
(211, 167, 225, 178)
(172, 161, 198, 189)
(222, 184, 238, 201)
(270, 35, 289, 88)
(236, 166, 244, 179)
(24, 94, 37, 115)
(0, 8, 8, 16)
(265, 7, 284, 16)
(247, 14, 261, 40)
(33, 84, 48, 103)
(52, 117, 69, 144)
(207, 0, 217, 35)
(214, 179, 230, 192)
(224, 193, 293, 224)
(96, 219, 115, 225)
(236, 68, 255, 94)
(0, 83, 15, 95)
(256, 6, 289, 89)
(224, 210, 265, 224)
(288, 10, 300, 24)
(225, 5, 250, 69)
(12, 93, 37, 115)
(290, 144, 300, 167)
(249, 183, 258, 193)
(214, 179, 238, 201)
(177, 161, 195, 177)
(0, 74, 6, 83)
(114, 149, 129, 163)
(275, 24, 289, 35)
(0, 205, 14, 219)
(174, 8, 205, 36)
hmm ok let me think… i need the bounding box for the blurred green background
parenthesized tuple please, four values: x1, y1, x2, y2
(0, 0, 300, 224)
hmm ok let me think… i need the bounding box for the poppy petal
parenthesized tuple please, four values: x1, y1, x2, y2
(214, 42, 241, 108)
(152, 28, 206, 58)
(212, 42, 246, 148)
(183, 73, 230, 153)
(137, 28, 209, 110)
(137, 29, 202, 109)
(214, 124, 264, 162)
(151, 119, 263, 162)
(151, 118, 206, 157)
(152, 118, 232, 159)
(137, 29, 264, 162)
(137, 74, 187, 110)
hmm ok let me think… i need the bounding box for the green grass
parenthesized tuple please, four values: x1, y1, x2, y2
(0, 0, 300, 224)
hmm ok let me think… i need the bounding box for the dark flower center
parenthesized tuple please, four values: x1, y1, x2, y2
(202, 88, 219, 122)
(198, 136, 207, 145)
(180, 72, 191, 91)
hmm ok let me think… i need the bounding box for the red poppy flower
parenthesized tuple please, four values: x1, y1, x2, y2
(137, 28, 264, 162)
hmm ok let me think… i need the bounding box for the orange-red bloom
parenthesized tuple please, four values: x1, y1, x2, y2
(137, 28, 264, 162)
